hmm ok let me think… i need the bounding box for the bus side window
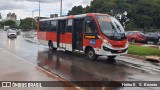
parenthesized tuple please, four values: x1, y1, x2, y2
(51, 20, 57, 32)
(39, 21, 42, 31)
(46, 21, 51, 32)
(85, 17, 98, 34)
(59, 20, 66, 34)
(66, 19, 72, 33)
(40, 21, 45, 32)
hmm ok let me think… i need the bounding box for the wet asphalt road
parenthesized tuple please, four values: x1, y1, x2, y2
(0, 31, 160, 90)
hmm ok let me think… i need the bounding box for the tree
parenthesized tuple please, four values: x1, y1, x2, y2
(0, 13, 2, 19)
(19, 18, 37, 30)
(68, 0, 160, 30)
(0, 22, 4, 28)
(4, 20, 16, 28)
(68, 5, 84, 15)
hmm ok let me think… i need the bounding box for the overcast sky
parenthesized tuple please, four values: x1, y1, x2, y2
(0, 0, 91, 20)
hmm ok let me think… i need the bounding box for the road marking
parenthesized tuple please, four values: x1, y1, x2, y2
(5, 50, 82, 89)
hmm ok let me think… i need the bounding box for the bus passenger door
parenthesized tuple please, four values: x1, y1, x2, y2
(57, 20, 66, 48)
(65, 19, 73, 51)
(73, 18, 84, 51)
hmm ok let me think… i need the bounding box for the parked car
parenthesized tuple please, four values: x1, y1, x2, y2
(7, 29, 17, 38)
(145, 32, 160, 44)
(126, 31, 146, 43)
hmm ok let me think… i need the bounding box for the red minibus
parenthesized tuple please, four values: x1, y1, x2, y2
(37, 13, 128, 60)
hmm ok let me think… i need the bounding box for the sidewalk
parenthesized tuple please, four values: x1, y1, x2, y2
(0, 49, 78, 90)
(124, 54, 160, 63)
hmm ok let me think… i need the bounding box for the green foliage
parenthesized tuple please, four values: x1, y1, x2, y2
(68, 0, 160, 29)
(128, 44, 160, 56)
(4, 20, 16, 28)
(68, 5, 84, 15)
(125, 21, 137, 31)
(0, 22, 4, 28)
(19, 18, 37, 30)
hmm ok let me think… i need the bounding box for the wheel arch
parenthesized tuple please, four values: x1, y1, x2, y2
(131, 38, 136, 41)
(48, 40, 52, 46)
(84, 46, 94, 54)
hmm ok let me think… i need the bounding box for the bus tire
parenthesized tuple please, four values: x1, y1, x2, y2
(49, 41, 57, 51)
(87, 48, 97, 60)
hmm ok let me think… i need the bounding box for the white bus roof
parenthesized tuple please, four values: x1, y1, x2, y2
(40, 13, 110, 21)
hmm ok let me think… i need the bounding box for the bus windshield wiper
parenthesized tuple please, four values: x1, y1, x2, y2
(110, 22, 117, 38)
(114, 22, 121, 33)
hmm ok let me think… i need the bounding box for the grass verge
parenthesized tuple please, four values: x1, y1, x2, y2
(128, 44, 160, 56)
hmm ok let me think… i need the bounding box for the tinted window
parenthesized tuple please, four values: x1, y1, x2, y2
(45, 21, 51, 31)
(66, 19, 72, 33)
(137, 32, 144, 35)
(145, 33, 150, 36)
(59, 20, 66, 34)
(51, 20, 57, 32)
(85, 16, 98, 33)
(126, 32, 132, 35)
(39, 21, 46, 32)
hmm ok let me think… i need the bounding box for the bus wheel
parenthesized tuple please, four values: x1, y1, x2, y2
(87, 48, 97, 60)
(49, 42, 57, 51)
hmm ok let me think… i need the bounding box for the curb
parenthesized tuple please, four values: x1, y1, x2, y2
(124, 54, 160, 63)
(131, 43, 160, 49)
(145, 56, 160, 63)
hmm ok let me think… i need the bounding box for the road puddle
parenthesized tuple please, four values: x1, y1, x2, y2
(36, 50, 160, 90)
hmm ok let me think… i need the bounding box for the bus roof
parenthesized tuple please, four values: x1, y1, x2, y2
(40, 13, 110, 21)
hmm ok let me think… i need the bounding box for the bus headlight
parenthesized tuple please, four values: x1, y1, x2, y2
(98, 35, 112, 46)
(102, 38, 112, 47)
(103, 39, 109, 44)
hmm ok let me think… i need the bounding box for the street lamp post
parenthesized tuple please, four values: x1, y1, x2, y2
(32, 11, 34, 29)
(60, 0, 62, 17)
(37, 1, 41, 31)
(39, 1, 41, 20)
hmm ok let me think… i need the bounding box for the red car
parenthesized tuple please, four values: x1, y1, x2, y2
(126, 31, 146, 43)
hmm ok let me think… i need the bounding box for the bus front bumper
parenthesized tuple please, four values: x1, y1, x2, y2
(95, 42, 128, 56)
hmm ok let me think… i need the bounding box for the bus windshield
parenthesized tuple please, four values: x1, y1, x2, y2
(96, 15, 125, 38)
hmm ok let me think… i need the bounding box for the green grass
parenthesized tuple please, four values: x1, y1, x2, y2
(128, 44, 160, 56)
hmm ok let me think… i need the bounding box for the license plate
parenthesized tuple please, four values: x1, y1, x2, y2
(118, 50, 123, 53)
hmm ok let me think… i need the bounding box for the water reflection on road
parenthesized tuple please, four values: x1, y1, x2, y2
(37, 50, 125, 90)
(37, 50, 160, 90)
(37, 50, 126, 80)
